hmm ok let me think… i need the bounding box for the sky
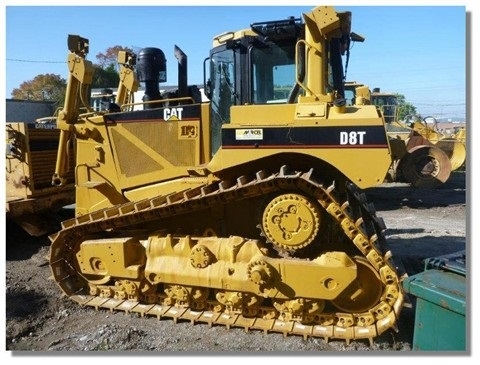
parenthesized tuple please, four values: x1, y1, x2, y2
(3, 2, 471, 120)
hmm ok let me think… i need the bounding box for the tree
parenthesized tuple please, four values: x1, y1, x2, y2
(395, 93, 417, 121)
(92, 64, 120, 89)
(11, 74, 67, 106)
(95, 46, 133, 68)
(10, 45, 135, 102)
(92, 45, 135, 89)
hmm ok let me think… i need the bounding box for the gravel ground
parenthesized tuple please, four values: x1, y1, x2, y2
(4, 171, 468, 358)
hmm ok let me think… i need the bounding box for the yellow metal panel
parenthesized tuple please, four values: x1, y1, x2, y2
(211, 148, 391, 189)
(295, 103, 326, 118)
(103, 120, 201, 189)
(231, 104, 296, 125)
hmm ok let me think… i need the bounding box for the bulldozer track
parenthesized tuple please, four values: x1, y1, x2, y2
(49, 165, 405, 344)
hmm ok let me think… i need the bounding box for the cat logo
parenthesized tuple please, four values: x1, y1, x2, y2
(164, 107, 184, 121)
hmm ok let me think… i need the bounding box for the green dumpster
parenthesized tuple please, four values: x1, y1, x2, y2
(402, 250, 466, 351)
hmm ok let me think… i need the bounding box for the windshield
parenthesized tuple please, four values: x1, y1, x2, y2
(251, 43, 296, 104)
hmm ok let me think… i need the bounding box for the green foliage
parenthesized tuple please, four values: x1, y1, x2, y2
(95, 46, 133, 68)
(394, 93, 417, 121)
(91, 46, 135, 88)
(92, 64, 119, 89)
(11, 73, 66, 106)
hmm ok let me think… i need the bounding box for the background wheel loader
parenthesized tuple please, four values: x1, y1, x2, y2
(401, 114, 466, 171)
(345, 83, 466, 188)
(48, 6, 405, 344)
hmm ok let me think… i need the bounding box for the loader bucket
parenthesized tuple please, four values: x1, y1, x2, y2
(398, 144, 452, 188)
(435, 138, 466, 171)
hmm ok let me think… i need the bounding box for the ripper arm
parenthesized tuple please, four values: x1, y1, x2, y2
(115, 51, 139, 108)
(52, 35, 94, 186)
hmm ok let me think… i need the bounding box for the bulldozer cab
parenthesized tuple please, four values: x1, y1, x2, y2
(206, 18, 301, 110)
(205, 19, 302, 155)
(206, 17, 351, 103)
(205, 12, 352, 156)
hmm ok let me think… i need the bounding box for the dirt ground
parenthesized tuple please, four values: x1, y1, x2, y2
(4, 171, 467, 355)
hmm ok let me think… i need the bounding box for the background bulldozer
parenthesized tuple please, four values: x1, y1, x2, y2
(48, 6, 405, 344)
(6, 117, 75, 236)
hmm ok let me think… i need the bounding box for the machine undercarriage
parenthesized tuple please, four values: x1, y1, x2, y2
(50, 166, 404, 343)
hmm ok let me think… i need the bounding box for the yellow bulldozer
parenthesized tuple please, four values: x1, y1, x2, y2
(48, 6, 405, 344)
